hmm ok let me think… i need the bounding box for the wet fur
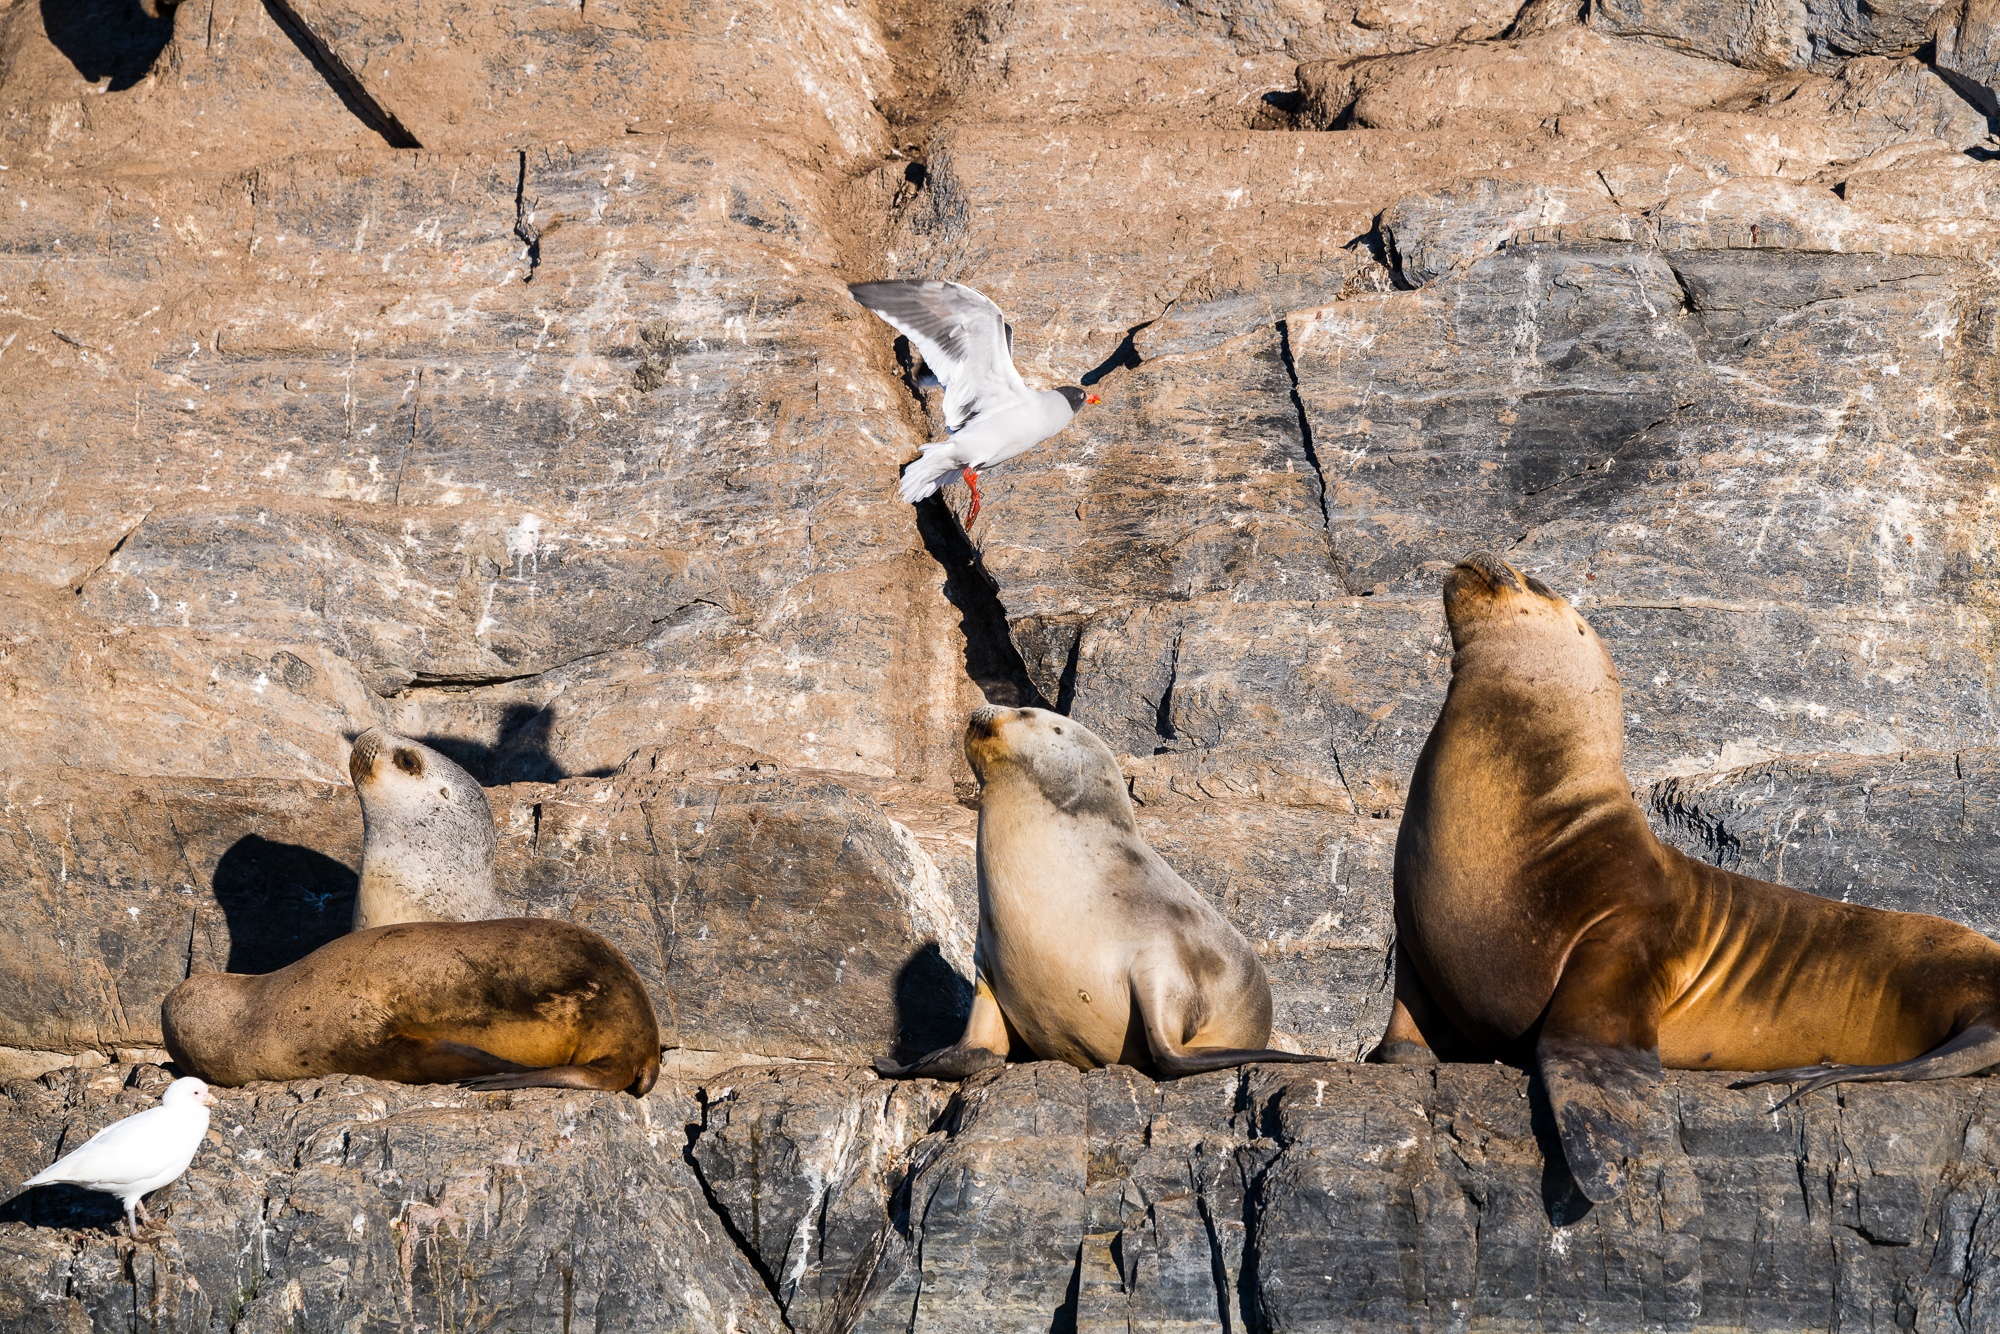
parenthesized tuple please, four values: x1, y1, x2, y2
(1378, 552, 2000, 1201)
(163, 919, 661, 1095)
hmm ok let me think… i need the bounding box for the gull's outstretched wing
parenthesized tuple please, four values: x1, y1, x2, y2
(850, 280, 1033, 433)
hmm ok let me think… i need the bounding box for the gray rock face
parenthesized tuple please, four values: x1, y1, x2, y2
(681, 1059, 2000, 1332)
(0, 1065, 783, 1334)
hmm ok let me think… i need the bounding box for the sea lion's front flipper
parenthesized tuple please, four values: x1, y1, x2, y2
(874, 970, 1011, 1080)
(1730, 1023, 2000, 1110)
(1534, 936, 1665, 1203)
(1536, 1035, 1663, 1203)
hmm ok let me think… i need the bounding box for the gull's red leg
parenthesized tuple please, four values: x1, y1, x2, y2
(962, 467, 983, 525)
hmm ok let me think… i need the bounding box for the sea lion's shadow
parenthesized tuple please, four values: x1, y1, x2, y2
(886, 943, 976, 1065)
(0, 1182, 125, 1232)
(210, 835, 357, 973)
(1524, 1071, 1596, 1227)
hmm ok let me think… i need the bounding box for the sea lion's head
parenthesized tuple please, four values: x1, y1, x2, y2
(161, 973, 256, 1086)
(348, 728, 501, 930)
(1441, 552, 1622, 721)
(964, 706, 1136, 831)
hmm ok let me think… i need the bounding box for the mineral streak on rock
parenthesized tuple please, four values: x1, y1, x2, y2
(9, 0, 2000, 1323)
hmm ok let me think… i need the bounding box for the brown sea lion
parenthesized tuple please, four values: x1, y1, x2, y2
(877, 706, 1328, 1080)
(349, 727, 508, 931)
(163, 919, 661, 1094)
(1376, 551, 2000, 1201)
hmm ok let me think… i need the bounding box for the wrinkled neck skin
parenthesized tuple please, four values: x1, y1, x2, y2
(354, 816, 500, 930)
(1425, 622, 1633, 844)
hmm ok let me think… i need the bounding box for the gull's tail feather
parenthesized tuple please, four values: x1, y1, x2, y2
(898, 449, 961, 505)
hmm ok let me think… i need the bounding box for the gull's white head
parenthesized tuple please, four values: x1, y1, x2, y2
(161, 1077, 217, 1109)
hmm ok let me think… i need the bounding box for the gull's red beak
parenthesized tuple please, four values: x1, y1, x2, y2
(1085, 393, 1101, 406)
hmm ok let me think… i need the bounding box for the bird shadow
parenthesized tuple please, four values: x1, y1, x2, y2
(1080, 328, 1144, 387)
(210, 836, 357, 973)
(0, 1182, 126, 1233)
(414, 704, 610, 785)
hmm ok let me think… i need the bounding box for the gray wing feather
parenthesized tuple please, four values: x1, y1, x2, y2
(850, 280, 1033, 433)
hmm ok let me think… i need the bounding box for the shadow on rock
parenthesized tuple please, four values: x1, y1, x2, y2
(211, 835, 357, 973)
(0, 1182, 125, 1233)
(420, 703, 611, 785)
(886, 942, 975, 1065)
(913, 495, 1046, 709)
(40, 0, 174, 91)
(1526, 1071, 1596, 1228)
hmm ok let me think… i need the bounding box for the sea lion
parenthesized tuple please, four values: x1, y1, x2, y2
(877, 706, 1327, 1080)
(162, 919, 661, 1094)
(349, 727, 507, 930)
(1375, 551, 2000, 1202)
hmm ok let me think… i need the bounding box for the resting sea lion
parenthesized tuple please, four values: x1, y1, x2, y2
(163, 919, 661, 1094)
(877, 706, 1327, 1080)
(349, 727, 507, 930)
(1376, 551, 2000, 1202)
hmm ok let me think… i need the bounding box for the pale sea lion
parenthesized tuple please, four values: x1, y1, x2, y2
(878, 706, 1327, 1080)
(349, 727, 506, 930)
(1376, 551, 2000, 1201)
(163, 919, 662, 1094)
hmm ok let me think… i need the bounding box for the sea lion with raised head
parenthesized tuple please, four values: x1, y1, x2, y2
(349, 727, 507, 930)
(1377, 551, 2000, 1202)
(877, 706, 1327, 1080)
(163, 918, 661, 1094)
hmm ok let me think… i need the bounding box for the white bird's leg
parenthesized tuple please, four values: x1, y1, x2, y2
(125, 1201, 141, 1237)
(962, 467, 983, 524)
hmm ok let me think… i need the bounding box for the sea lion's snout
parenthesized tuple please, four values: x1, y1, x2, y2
(1450, 551, 1522, 595)
(967, 705, 1003, 738)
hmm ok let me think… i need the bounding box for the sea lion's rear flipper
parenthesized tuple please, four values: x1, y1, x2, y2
(1730, 1023, 2000, 1110)
(874, 970, 1011, 1081)
(461, 1063, 634, 1093)
(1147, 1046, 1336, 1077)
(1131, 957, 1335, 1078)
(1534, 936, 1666, 1203)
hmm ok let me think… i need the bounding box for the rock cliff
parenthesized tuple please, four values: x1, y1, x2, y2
(8, 0, 2000, 1325)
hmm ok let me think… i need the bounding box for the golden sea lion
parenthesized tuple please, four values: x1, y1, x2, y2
(348, 727, 507, 931)
(877, 706, 1328, 1080)
(1376, 551, 2000, 1201)
(163, 919, 661, 1094)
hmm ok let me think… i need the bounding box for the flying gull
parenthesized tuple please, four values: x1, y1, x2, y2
(851, 279, 1098, 524)
(23, 1076, 216, 1235)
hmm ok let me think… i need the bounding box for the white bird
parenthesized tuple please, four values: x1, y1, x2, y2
(23, 1077, 216, 1236)
(851, 280, 1100, 524)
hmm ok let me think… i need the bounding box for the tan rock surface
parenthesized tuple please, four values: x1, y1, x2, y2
(11, 0, 2000, 1322)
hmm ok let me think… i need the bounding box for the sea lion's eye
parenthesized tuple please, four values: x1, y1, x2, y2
(393, 748, 423, 776)
(1053, 726, 1064, 735)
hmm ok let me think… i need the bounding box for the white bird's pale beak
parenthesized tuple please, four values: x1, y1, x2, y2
(197, 1087, 218, 1107)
